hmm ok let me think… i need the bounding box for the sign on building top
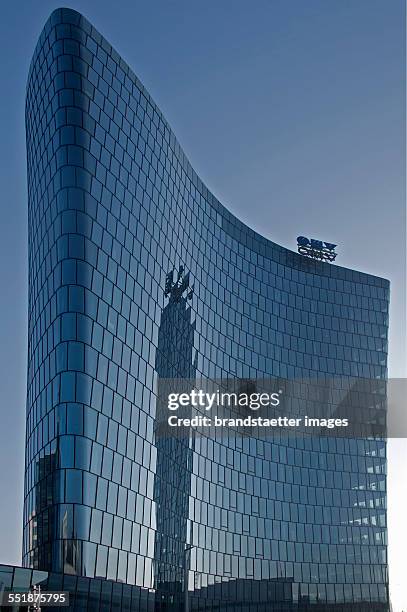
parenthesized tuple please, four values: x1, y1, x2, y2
(297, 236, 337, 262)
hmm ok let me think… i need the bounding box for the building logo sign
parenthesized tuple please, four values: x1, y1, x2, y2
(297, 236, 337, 262)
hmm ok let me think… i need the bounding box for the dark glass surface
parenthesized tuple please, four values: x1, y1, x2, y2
(23, 8, 389, 610)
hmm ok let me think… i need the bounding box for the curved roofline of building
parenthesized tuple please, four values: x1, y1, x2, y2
(28, 6, 389, 287)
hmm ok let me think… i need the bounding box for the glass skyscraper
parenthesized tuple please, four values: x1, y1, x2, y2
(18, 7, 390, 611)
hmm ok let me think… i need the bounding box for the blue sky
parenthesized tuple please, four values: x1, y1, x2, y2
(0, 0, 405, 609)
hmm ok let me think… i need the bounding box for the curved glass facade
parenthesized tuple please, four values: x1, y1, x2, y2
(24, 8, 389, 610)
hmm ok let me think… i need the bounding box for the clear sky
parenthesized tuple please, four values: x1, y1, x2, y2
(0, 1, 405, 609)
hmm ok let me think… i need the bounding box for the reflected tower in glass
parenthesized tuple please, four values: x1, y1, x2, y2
(153, 267, 196, 608)
(24, 8, 389, 611)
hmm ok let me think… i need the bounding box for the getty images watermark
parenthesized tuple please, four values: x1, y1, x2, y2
(168, 389, 282, 411)
(166, 388, 349, 430)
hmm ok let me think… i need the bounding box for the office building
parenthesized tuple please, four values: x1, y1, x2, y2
(9, 7, 392, 611)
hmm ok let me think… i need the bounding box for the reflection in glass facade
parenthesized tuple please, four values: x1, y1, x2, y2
(153, 268, 196, 609)
(23, 8, 389, 610)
